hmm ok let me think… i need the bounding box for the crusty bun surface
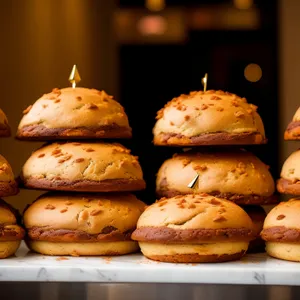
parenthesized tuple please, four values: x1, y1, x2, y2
(153, 90, 266, 146)
(0, 241, 22, 259)
(284, 107, 300, 140)
(156, 149, 275, 205)
(0, 154, 18, 197)
(261, 199, 300, 261)
(133, 194, 254, 241)
(0, 108, 10, 137)
(17, 87, 131, 140)
(24, 192, 145, 256)
(132, 194, 254, 263)
(277, 150, 300, 195)
(0, 199, 24, 258)
(24, 192, 146, 237)
(261, 199, 300, 232)
(21, 142, 145, 192)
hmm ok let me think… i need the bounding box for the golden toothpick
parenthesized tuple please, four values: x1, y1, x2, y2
(201, 73, 208, 92)
(69, 64, 81, 88)
(187, 174, 199, 189)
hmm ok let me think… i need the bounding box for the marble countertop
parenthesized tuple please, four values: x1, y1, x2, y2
(1, 244, 300, 285)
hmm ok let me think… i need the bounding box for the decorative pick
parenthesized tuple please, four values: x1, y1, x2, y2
(69, 65, 81, 88)
(187, 174, 199, 189)
(201, 73, 208, 92)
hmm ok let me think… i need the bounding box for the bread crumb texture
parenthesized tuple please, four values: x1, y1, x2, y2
(22, 142, 144, 182)
(154, 90, 265, 137)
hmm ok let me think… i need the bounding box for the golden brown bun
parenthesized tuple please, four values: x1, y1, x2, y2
(153, 90, 265, 146)
(139, 242, 248, 263)
(0, 199, 19, 225)
(277, 150, 300, 195)
(136, 194, 253, 230)
(279, 150, 300, 183)
(27, 240, 139, 256)
(17, 87, 131, 140)
(133, 194, 253, 263)
(284, 107, 300, 140)
(265, 243, 300, 262)
(0, 109, 10, 137)
(21, 142, 146, 192)
(0, 155, 18, 197)
(0, 199, 24, 256)
(23, 192, 146, 235)
(261, 199, 300, 261)
(0, 241, 22, 258)
(262, 199, 300, 230)
(260, 199, 300, 260)
(156, 150, 275, 204)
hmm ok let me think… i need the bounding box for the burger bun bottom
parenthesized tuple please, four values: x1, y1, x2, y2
(139, 242, 249, 263)
(0, 241, 21, 258)
(266, 242, 300, 262)
(27, 240, 139, 256)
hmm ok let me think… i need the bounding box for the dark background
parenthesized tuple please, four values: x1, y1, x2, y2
(118, 0, 278, 203)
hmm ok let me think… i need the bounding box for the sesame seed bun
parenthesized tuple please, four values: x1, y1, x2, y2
(132, 194, 254, 263)
(153, 90, 266, 146)
(0, 199, 24, 258)
(277, 150, 300, 195)
(21, 142, 146, 192)
(261, 199, 300, 261)
(17, 88, 131, 140)
(284, 107, 300, 140)
(23, 192, 146, 256)
(0, 154, 18, 197)
(156, 149, 275, 205)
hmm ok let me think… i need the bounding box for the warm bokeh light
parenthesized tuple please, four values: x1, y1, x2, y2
(233, 0, 253, 10)
(145, 0, 165, 12)
(244, 63, 262, 82)
(137, 15, 167, 35)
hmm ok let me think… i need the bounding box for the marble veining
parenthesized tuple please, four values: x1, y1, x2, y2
(0, 243, 300, 285)
(254, 272, 266, 284)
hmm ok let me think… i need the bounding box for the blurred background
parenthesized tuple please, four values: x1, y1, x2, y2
(0, 0, 298, 209)
(1, 1, 300, 300)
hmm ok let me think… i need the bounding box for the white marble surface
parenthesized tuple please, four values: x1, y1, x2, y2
(0, 243, 300, 285)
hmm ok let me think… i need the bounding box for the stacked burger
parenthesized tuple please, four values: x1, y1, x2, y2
(261, 108, 300, 262)
(132, 90, 276, 263)
(17, 87, 146, 256)
(0, 109, 24, 258)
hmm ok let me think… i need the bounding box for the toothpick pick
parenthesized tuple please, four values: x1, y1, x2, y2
(69, 65, 81, 88)
(187, 174, 199, 189)
(201, 73, 208, 92)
